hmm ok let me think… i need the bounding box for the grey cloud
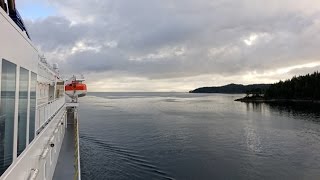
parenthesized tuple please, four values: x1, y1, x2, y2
(26, 17, 87, 50)
(24, 0, 320, 83)
(287, 66, 320, 78)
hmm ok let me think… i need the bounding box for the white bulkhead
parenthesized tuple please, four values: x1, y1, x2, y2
(0, 5, 68, 180)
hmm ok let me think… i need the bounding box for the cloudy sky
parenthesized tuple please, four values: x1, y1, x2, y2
(17, 0, 320, 92)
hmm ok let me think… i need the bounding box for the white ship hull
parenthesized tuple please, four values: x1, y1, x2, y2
(0, 3, 81, 180)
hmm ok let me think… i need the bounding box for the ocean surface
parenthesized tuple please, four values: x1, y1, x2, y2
(79, 92, 320, 180)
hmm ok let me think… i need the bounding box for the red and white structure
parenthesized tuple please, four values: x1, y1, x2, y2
(65, 76, 87, 101)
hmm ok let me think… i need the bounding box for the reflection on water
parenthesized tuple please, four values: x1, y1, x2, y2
(79, 93, 320, 180)
(268, 102, 320, 120)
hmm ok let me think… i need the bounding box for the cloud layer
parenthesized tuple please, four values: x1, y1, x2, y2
(22, 0, 320, 91)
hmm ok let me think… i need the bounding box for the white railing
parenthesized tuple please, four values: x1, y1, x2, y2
(37, 96, 49, 106)
(74, 110, 81, 180)
(36, 97, 65, 133)
(0, 108, 66, 180)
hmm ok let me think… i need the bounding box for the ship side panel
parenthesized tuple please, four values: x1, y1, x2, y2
(0, 7, 67, 180)
(0, 8, 38, 73)
(0, 7, 39, 175)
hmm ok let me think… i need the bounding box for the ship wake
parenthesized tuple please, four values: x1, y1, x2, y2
(80, 135, 175, 180)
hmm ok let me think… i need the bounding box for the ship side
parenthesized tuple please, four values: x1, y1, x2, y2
(0, 1, 81, 180)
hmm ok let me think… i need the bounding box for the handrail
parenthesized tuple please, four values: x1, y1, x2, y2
(37, 98, 63, 108)
(73, 114, 80, 180)
(36, 97, 66, 135)
(37, 96, 49, 100)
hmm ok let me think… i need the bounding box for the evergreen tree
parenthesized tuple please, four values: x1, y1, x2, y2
(265, 72, 320, 100)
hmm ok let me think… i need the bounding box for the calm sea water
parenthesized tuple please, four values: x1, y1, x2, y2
(79, 92, 320, 180)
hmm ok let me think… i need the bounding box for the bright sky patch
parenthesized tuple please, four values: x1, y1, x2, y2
(18, 2, 56, 20)
(244, 34, 258, 46)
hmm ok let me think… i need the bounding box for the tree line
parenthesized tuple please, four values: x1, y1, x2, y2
(264, 72, 320, 100)
(190, 83, 270, 94)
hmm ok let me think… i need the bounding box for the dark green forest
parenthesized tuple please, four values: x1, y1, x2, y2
(265, 72, 320, 100)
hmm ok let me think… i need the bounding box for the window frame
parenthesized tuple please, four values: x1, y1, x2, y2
(17, 67, 30, 157)
(29, 71, 37, 143)
(0, 59, 33, 167)
(0, 58, 18, 174)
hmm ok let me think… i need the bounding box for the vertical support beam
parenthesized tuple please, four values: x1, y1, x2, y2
(26, 70, 31, 146)
(7, 0, 15, 15)
(0, 0, 6, 12)
(0, 59, 2, 115)
(53, 77, 57, 100)
(13, 66, 20, 160)
(32, 72, 38, 141)
(76, 110, 81, 180)
(65, 112, 67, 129)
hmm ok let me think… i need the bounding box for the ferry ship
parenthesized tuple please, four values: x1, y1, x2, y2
(0, 1, 87, 179)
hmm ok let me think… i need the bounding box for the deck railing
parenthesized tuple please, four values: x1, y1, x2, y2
(36, 97, 65, 133)
(73, 109, 81, 180)
(0, 107, 67, 180)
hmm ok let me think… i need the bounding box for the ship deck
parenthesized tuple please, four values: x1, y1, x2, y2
(53, 122, 76, 180)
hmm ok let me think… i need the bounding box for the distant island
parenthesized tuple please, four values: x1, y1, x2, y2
(189, 83, 271, 94)
(236, 72, 320, 103)
(190, 72, 320, 103)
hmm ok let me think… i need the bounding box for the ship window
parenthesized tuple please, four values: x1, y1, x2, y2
(17, 67, 29, 156)
(0, 59, 16, 175)
(48, 84, 54, 101)
(56, 81, 64, 98)
(29, 72, 36, 143)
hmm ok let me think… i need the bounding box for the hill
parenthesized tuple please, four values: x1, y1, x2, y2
(189, 83, 271, 94)
(265, 72, 320, 100)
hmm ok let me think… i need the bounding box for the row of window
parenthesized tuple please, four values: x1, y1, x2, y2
(0, 59, 37, 176)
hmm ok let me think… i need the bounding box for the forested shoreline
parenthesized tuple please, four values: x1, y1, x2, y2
(264, 72, 320, 100)
(236, 72, 320, 102)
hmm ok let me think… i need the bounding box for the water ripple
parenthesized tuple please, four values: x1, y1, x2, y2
(80, 135, 175, 180)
